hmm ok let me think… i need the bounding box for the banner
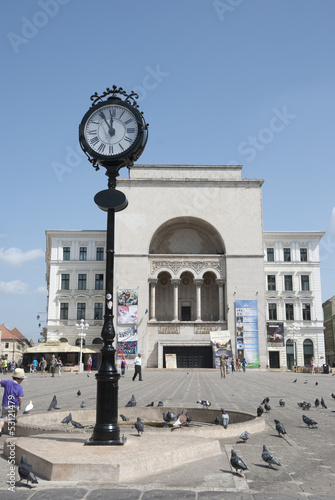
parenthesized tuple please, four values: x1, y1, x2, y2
(235, 300, 259, 367)
(266, 322, 284, 347)
(117, 289, 138, 358)
(210, 330, 233, 369)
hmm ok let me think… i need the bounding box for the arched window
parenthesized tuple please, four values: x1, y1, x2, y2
(303, 339, 314, 367)
(59, 337, 68, 343)
(75, 338, 86, 346)
(92, 337, 103, 345)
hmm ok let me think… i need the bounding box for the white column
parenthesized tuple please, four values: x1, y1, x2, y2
(216, 279, 225, 321)
(171, 279, 180, 322)
(148, 279, 158, 320)
(194, 279, 204, 321)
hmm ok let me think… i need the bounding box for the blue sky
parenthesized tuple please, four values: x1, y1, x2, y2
(1, 0, 334, 344)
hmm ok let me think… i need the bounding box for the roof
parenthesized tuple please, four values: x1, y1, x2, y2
(0, 324, 32, 345)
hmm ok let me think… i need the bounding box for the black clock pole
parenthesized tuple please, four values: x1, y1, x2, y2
(79, 86, 148, 446)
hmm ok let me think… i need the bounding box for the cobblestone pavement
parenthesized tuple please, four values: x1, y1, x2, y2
(0, 368, 334, 499)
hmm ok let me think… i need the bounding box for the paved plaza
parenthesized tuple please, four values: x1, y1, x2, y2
(0, 367, 334, 499)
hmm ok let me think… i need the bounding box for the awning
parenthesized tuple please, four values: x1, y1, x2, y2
(25, 342, 96, 354)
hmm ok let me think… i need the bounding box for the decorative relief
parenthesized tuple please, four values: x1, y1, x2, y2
(195, 326, 213, 334)
(152, 260, 221, 275)
(159, 325, 180, 334)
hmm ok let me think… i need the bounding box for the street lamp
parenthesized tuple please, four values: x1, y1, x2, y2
(76, 319, 89, 373)
(287, 322, 300, 369)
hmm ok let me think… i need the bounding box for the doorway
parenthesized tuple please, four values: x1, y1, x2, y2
(269, 351, 280, 369)
(181, 306, 191, 321)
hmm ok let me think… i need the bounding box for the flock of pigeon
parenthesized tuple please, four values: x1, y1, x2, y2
(230, 379, 335, 476)
(14, 378, 335, 486)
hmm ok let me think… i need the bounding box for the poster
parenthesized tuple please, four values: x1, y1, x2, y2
(117, 289, 138, 305)
(266, 322, 284, 347)
(210, 330, 233, 369)
(235, 300, 259, 367)
(117, 326, 138, 343)
(117, 304, 138, 324)
(117, 289, 139, 358)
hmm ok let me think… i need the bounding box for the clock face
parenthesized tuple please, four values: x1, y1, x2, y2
(84, 103, 139, 157)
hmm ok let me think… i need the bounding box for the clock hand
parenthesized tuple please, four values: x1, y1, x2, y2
(108, 110, 115, 137)
(98, 110, 110, 130)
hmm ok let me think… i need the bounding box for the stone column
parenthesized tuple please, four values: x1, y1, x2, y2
(171, 279, 181, 322)
(216, 279, 225, 321)
(148, 278, 158, 321)
(194, 279, 204, 321)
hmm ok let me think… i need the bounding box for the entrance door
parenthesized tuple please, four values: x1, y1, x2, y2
(163, 346, 213, 368)
(181, 306, 191, 321)
(269, 351, 280, 369)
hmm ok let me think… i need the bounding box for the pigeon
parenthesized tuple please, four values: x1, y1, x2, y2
(230, 449, 248, 475)
(315, 398, 320, 407)
(304, 380, 308, 384)
(146, 401, 154, 407)
(261, 397, 270, 405)
(264, 403, 271, 412)
(120, 414, 130, 422)
(125, 394, 136, 407)
(134, 417, 144, 436)
(163, 411, 176, 423)
(18, 455, 38, 487)
(262, 444, 281, 469)
(279, 399, 285, 407)
(61, 412, 72, 424)
(239, 431, 250, 443)
(185, 411, 192, 423)
(71, 420, 85, 429)
(47, 395, 58, 411)
(257, 405, 264, 417)
(173, 409, 187, 428)
(221, 408, 229, 429)
(23, 401, 33, 414)
(80, 401, 86, 408)
(274, 419, 286, 437)
(157, 401, 164, 407)
(197, 399, 211, 409)
(315, 381, 318, 385)
(302, 414, 318, 428)
(77, 390, 81, 397)
(293, 378, 297, 383)
(297, 401, 309, 408)
(302, 402, 311, 411)
(321, 397, 327, 409)
(214, 416, 220, 425)
(331, 393, 335, 400)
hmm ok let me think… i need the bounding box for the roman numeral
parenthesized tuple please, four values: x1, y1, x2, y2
(127, 128, 136, 134)
(124, 137, 132, 142)
(124, 119, 133, 125)
(87, 130, 97, 135)
(119, 144, 124, 151)
(89, 137, 99, 146)
(97, 143, 106, 153)
(119, 110, 125, 118)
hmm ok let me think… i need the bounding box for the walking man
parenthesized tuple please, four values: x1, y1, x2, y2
(132, 353, 143, 381)
(220, 354, 226, 379)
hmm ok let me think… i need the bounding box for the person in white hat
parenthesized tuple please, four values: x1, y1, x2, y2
(0, 367, 25, 436)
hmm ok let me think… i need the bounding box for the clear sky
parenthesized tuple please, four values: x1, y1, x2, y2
(1, 0, 334, 345)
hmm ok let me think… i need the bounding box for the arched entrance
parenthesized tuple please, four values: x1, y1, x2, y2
(303, 339, 314, 367)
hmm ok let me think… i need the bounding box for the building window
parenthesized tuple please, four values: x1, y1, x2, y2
(61, 274, 70, 290)
(94, 303, 103, 320)
(77, 303, 86, 320)
(60, 303, 69, 320)
(63, 247, 70, 260)
(302, 303, 311, 321)
(96, 247, 104, 261)
(267, 248, 274, 262)
(5, 342, 9, 349)
(267, 275, 276, 291)
(79, 247, 87, 261)
(283, 248, 291, 262)
(268, 303, 277, 320)
(95, 274, 104, 290)
(285, 303, 294, 321)
(300, 248, 308, 262)
(284, 275, 293, 291)
(301, 275, 310, 291)
(78, 274, 87, 290)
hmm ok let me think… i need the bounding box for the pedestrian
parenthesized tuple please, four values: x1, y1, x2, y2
(57, 357, 62, 377)
(11, 362, 16, 374)
(121, 355, 127, 377)
(0, 367, 25, 437)
(29, 363, 34, 374)
(132, 353, 143, 381)
(220, 355, 226, 379)
(231, 359, 235, 373)
(1, 358, 8, 374)
(310, 356, 315, 375)
(50, 355, 57, 377)
(236, 358, 240, 372)
(87, 355, 92, 373)
(242, 358, 246, 372)
(39, 357, 47, 377)
(226, 358, 229, 375)
(32, 359, 38, 374)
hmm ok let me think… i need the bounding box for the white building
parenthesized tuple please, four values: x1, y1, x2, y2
(44, 165, 325, 370)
